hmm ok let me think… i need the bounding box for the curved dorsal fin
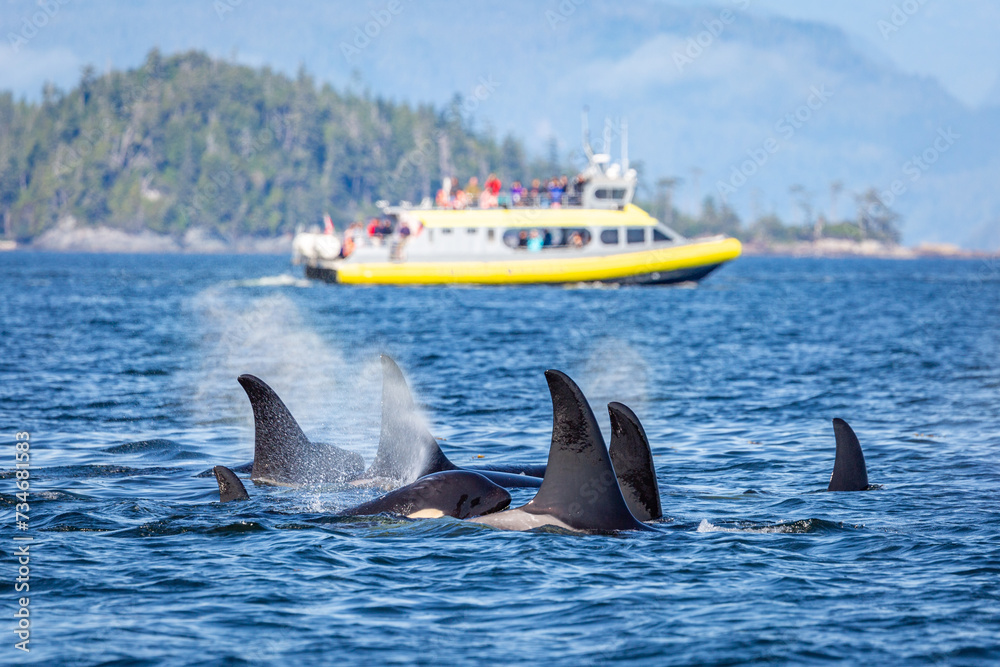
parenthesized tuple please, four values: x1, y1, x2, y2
(238, 374, 364, 486)
(524, 371, 645, 531)
(213, 465, 250, 502)
(608, 402, 662, 521)
(828, 418, 869, 492)
(364, 355, 456, 484)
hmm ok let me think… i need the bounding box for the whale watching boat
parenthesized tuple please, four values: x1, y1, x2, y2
(293, 117, 741, 285)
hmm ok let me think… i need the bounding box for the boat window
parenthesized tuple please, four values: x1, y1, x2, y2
(467, 227, 477, 234)
(627, 228, 646, 244)
(600, 229, 619, 245)
(595, 188, 628, 200)
(653, 228, 671, 242)
(488, 229, 495, 242)
(441, 228, 452, 235)
(428, 230, 434, 243)
(503, 228, 591, 249)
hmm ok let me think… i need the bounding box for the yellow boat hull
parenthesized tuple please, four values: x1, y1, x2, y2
(320, 237, 742, 285)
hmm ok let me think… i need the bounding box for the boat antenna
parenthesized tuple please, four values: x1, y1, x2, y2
(602, 117, 612, 157)
(581, 107, 594, 161)
(621, 118, 629, 173)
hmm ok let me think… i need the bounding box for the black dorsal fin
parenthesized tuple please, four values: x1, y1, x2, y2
(238, 374, 364, 486)
(608, 402, 663, 521)
(524, 371, 646, 531)
(828, 418, 869, 492)
(213, 465, 250, 502)
(364, 355, 456, 484)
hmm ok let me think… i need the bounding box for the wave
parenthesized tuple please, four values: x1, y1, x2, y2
(229, 274, 313, 288)
(696, 518, 852, 534)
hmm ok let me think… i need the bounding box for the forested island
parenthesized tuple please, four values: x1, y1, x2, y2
(2, 49, 930, 255)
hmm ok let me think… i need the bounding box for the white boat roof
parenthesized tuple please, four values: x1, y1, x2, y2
(387, 203, 659, 229)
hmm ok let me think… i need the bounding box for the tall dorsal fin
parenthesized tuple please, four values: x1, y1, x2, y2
(238, 374, 364, 486)
(608, 402, 662, 521)
(213, 465, 250, 502)
(364, 355, 456, 484)
(523, 371, 646, 531)
(828, 418, 869, 492)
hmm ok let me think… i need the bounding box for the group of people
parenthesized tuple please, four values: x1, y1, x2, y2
(436, 174, 586, 210)
(334, 216, 415, 259)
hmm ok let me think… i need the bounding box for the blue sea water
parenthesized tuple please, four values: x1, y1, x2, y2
(1, 252, 999, 665)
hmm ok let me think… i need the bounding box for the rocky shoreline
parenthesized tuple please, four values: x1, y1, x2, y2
(11, 219, 293, 255)
(740, 237, 994, 260)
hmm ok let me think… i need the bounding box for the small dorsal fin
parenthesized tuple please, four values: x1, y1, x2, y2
(828, 418, 869, 492)
(523, 371, 646, 531)
(364, 355, 456, 484)
(238, 374, 364, 486)
(608, 402, 662, 521)
(213, 465, 250, 502)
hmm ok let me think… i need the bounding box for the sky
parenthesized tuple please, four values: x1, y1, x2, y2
(744, 0, 1000, 109)
(2, 1, 998, 109)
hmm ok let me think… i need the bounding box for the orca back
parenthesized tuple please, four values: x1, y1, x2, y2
(342, 471, 510, 519)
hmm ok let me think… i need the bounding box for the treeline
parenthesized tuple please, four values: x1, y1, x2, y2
(638, 186, 902, 245)
(0, 49, 559, 242)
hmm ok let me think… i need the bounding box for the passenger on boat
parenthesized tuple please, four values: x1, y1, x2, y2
(435, 177, 452, 207)
(548, 177, 565, 208)
(510, 181, 524, 206)
(526, 229, 543, 252)
(528, 179, 542, 207)
(465, 176, 481, 204)
(366, 217, 380, 238)
(569, 231, 584, 248)
(390, 221, 411, 261)
(452, 186, 467, 209)
(481, 173, 501, 209)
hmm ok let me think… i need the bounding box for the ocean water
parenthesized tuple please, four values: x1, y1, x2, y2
(2, 252, 999, 665)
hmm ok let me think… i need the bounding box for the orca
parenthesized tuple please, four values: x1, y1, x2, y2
(340, 471, 511, 519)
(608, 402, 663, 522)
(238, 374, 365, 487)
(211, 465, 510, 519)
(361, 355, 544, 488)
(471, 370, 651, 533)
(214, 465, 250, 502)
(235, 358, 543, 489)
(827, 418, 871, 492)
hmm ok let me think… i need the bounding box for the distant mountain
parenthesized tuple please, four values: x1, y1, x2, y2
(1, 0, 997, 248)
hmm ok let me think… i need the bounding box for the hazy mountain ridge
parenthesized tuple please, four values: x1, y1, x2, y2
(1, 0, 997, 248)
